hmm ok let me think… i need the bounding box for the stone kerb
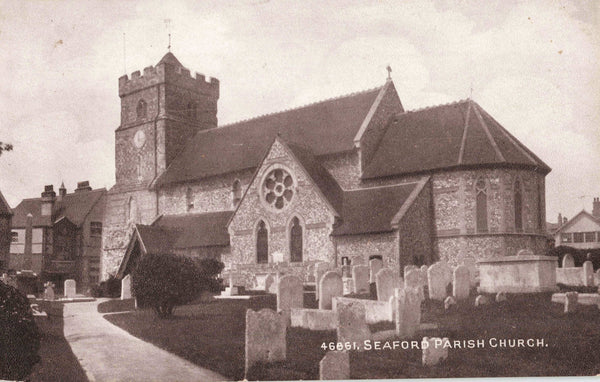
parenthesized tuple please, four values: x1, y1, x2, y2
(422, 337, 449, 366)
(319, 271, 343, 310)
(121, 274, 132, 300)
(245, 308, 287, 375)
(395, 287, 421, 338)
(336, 298, 371, 347)
(428, 262, 452, 301)
(352, 265, 370, 294)
(277, 275, 303, 313)
(320, 350, 350, 380)
(64, 279, 76, 298)
(562, 253, 575, 268)
(583, 261, 594, 287)
(369, 258, 383, 283)
(376, 268, 397, 302)
(452, 265, 470, 300)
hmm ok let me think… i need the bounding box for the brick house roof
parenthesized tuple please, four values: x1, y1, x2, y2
(362, 100, 551, 179)
(0, 190, 12, 216)
(11, 188, 106, 228)
(154, 85, 384, 186)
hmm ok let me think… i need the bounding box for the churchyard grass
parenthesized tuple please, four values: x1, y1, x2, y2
(97, 298, 135, 313)
(28, 316, 88, 382)
(105, 292, 600, 380)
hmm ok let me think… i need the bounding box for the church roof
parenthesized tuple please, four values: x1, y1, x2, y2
(153, 211, 233, 248)
(362, 100, 551, 179)
(0, 190, 11, 216)
(157, 52, 184, 67)
(154, 85, 385, 186)
(331, 181, 422, 236)
(11, 188, 106, 228)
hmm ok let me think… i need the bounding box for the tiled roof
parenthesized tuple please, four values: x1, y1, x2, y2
(155, 86, 385, 186)
(11, 188, 106, 228)
(135, 225, 181, 255)
(332, 182, 420, 236)
(0, 190, 12, 216)
(552, 210, 600, 234)
(362, 100, 551, 179)
(153, 210, 233, 248)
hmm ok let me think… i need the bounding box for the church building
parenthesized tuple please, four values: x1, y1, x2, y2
(104, 52, 551, 286)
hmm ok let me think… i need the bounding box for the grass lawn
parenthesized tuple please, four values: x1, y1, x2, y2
(105, 293, 600, 380)
(28, 316, 88, 382)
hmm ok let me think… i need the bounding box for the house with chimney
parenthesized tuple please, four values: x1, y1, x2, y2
(0, 190, 12, 271)
(553, 197, 600, 250)
(8, 182, 106, 291)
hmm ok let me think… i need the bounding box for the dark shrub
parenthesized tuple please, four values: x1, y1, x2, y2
(548, 246, 600, 270)
(132, 254, 224, 318)
(0, 282, 41, 380)
(91, 274, 121, 298)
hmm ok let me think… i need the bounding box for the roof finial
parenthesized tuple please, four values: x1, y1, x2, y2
(164, 19, 172, 52)
(386, 65, 392, 81)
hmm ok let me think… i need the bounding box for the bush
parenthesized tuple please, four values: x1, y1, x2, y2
(548, 246, 600, 270)
(0, 282, 41, 380)
(132, 254, 223, 318)
(91, 274, 121, 298)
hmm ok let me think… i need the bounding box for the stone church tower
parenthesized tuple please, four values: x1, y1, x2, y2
(102, 53, 219, 276)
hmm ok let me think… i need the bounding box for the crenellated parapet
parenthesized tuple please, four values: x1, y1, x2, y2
(118, 61, 219, 99)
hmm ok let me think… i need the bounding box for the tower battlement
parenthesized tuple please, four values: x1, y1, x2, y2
(118, 59, 219, 99)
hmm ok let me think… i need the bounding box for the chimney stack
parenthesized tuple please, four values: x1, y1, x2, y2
(41, 185, 56, 216)
(593, 197, 600, 219)
(558, 213, 562, 227)
(75, 181, 92, 193)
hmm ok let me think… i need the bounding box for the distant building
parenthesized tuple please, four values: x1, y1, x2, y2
(106, 52, 551, 286)
(9, 182, 106, 290)
(553, 198, 600, 250)
(0, 190, 12, 270)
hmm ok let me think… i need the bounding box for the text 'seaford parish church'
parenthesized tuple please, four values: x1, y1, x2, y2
(104, 52, 551, 285)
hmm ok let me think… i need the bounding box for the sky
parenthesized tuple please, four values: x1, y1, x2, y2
(0, 0, 598, 224)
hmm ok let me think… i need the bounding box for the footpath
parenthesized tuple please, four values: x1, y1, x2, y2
(63, 299, 226, 382)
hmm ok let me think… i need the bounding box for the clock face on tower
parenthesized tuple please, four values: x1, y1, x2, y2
(133, 130, 146, 149)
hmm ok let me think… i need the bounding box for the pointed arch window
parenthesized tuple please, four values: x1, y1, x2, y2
(290, 217, 303, 263)
(127, 196, 137, 223)
(256, 221, 268, 264)
(232, 179, 242, 207)
(514, 179, 523, 232)
(475, 177, 488, 233)
(186, 187, 194, 212)
(136, 99, 147, 119)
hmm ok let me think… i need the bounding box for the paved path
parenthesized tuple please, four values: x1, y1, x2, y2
(63, 299, 227, 382)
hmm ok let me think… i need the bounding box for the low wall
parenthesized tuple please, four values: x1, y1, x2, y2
(556, 268, 584, 286)
(478, 255, 557, 293)
(332, 297, 392, 324)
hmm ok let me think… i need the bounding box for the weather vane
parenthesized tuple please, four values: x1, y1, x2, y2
(164, 19, 172, 52)
(386, 65, 392, 80)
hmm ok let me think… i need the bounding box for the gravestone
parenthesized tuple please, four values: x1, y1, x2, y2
(43, 282, 55, 300)
(342, 277, 353, 295)
(319, 271, 343, 310)
(369, 258, 383, 283)
(462, 257, 479, 287)
(121, 274, 132, 300)
(404, 264, 418, 276)
(264, 274, 275, 293)
(245, 308, 287, 375)
(350, 255, 365, 266)
(427, 262, 452, 301)
(564, 291, 578, 313)
(495, 292, 507, 302)
(314, 262, 330, 300)
(404, 269, 424, 301)
(319, 350, 350, 380)
(444, 296, 456, 311)
(64, 279, 76, 298)
(420, 265, 428, 273)
(376, 268, 396, 302)
(582, 261, 594, 287)
(336, 298, 371, 346)
(562, 253, 575, 268)
(395, 287, 421, 337)
(277, 275, 303, 313)
(452, 265, 470, 300)
(352, 265, 369, 294)
(475, 295, 489, 306)
(422, 337, 449, 366)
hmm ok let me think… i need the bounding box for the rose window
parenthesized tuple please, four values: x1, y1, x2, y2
(262, 168, 295, 210)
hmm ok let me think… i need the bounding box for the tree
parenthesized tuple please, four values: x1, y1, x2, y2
(131, 254, 223, 318)
(0, 282, 40, 380)
(0, 142, 13, 157)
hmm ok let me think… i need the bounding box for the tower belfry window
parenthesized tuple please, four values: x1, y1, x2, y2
(232, 179, 242, 207)
(136, 99, 147, 119)
(514, 179, 523, 232)
(475, 177, 488, 233)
